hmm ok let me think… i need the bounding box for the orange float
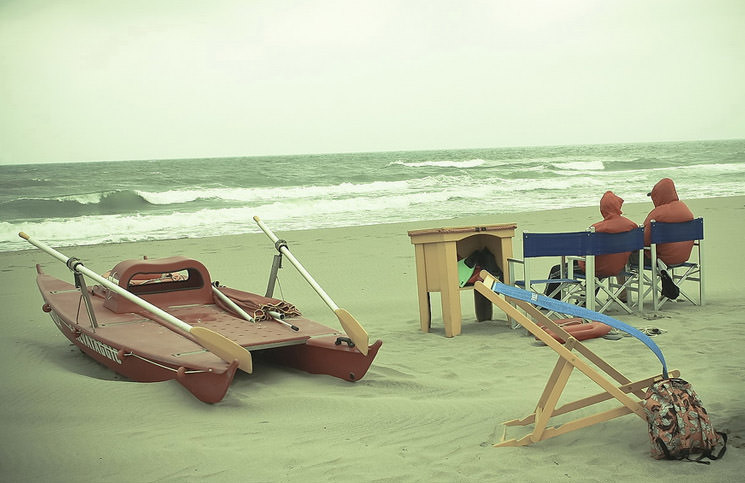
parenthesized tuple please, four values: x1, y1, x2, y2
(538, 318, 612, 344)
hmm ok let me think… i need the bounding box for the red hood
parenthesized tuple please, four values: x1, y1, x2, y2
(649, 178, 680, 207)
(599, 191, 624, 219)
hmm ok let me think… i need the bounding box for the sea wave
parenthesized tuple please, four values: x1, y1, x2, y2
(1, 190, 154, 220)
(388, 159, 488, 168)
(1, 174, 611, 252)
(3, 139, 744, 253)
(138, 180, 414, 205)
(1, 194, 578, 254)
(0, 169, 649, 226)
(551, 161, 605, 171)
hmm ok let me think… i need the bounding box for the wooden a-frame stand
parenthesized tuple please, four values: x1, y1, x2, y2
(474, 272, 678, 447)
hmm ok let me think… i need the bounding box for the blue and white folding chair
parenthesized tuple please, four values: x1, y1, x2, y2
(645, 218, 704, 312)
(508, 231, 589, 316)
(573, 226, 645, 315)
(509, 228, 644, 316)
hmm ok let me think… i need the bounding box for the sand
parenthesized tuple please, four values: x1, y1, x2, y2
(1, 196, 743, 482)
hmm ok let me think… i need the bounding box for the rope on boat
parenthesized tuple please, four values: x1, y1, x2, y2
(124, 352, 209, 374)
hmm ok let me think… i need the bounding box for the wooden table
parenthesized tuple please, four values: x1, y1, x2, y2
(408, 224, 517, 337)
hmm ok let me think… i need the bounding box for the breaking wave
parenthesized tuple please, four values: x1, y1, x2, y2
(1, 190, 154, 220)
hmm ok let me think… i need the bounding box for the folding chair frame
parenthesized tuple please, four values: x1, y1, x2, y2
(645, 218, 704, 312)
(572, 227, 645, 315)
(474, 272, 677, 447)
(508, 231, 590, 319)
(510, 228, 645, 317)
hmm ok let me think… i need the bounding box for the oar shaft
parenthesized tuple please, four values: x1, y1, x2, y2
(252, 217, 369, 355)
(253, 216, 339, 311)
(212, 286, 255, 323)
(19, 232, 192, 333)
(269, 311, 299, 331)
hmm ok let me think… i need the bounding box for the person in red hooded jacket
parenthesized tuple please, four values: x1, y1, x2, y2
(582, 190, 639, 277)
(643, 178, 694, 265)
(545, 191, 637, 298)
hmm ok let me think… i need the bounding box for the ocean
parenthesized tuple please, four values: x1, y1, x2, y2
(2, 139, 744, 253)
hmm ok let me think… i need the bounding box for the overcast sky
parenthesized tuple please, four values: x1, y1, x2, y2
(1, 0, 743, 165)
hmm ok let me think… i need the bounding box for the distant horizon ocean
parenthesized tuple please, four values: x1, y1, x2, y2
(2, 139, 744, 253)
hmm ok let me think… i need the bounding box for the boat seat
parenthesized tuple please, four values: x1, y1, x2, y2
(104, 256, 214, 313)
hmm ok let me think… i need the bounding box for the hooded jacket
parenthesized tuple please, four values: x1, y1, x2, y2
(581, 191, 639, 277)
(643, 178, 694, 265)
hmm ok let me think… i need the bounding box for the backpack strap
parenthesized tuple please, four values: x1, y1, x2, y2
(705, 432, 728, 461)
(658, 433, 728, 465)
(490, 282, 669, 377)
(683, 431, 727, 464)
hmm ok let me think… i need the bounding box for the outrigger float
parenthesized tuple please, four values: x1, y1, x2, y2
(21, 216, 381, 403)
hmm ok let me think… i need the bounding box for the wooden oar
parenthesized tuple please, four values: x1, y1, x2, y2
(253, 216, 370, 355)
(19, 232, 252, 373)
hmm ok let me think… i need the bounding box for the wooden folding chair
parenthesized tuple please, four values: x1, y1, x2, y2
(474, 271, 679, 447)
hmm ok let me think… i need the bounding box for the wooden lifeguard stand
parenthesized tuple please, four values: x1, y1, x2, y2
(408, 224, 517, 337)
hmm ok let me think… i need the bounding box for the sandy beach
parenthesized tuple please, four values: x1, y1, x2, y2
(1, 195, 743, 482)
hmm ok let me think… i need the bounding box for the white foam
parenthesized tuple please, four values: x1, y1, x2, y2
(390, 159, 487, 168)
(55, 192, 108, 204)
(551, 161, 605, 171)
(137, 180, 413, 205)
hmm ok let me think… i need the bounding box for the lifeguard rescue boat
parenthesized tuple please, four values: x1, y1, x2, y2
(23, 218, 381, 403)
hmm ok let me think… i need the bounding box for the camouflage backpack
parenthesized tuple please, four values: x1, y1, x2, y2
(643, 377, 727, 463)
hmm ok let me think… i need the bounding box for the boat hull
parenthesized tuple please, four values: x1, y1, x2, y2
(42, 293, 237, 404)
(261, 337, 383, 381)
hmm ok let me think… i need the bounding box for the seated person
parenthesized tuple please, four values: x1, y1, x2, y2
(642, 178, 694, 266)
(545, 191, 637, 299)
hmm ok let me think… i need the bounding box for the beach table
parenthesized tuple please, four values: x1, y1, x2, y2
(408, 224, 517, 337)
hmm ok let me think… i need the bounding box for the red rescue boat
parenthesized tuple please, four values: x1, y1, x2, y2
(23, 224, 381, 403)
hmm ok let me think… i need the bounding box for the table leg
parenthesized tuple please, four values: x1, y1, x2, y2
(413, 244, 431, 332)
(440, 243, 462, 337)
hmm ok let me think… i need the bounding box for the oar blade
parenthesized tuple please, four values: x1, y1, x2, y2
(190, 326, 253, 373)
(335, 308, 369, 356)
